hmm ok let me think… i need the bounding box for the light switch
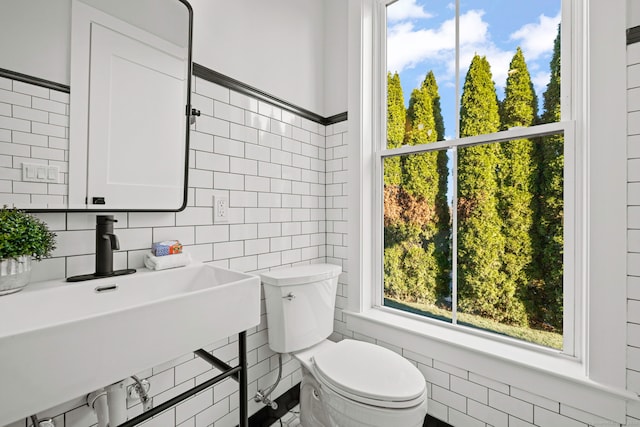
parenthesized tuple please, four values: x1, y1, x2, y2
(47, 166, 59, 182)
(24, 164, 36, 179)
(22, 162, 61, 183)
(36, 166, 46, 179)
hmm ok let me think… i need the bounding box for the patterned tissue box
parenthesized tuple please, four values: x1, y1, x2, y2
(152, 240, 183, 256)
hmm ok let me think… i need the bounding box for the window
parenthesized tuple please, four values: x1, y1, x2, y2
(379, 0, 570, 352)
(346, 0, 628, 419)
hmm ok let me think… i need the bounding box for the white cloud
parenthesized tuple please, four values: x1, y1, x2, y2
(457, 10, 489, 47)
(387, 7, 557, 102)
(387, 0, 432, 23)
(387, 9, 516, 91)
(531, 70, 551, 94)
(510, 12, 561, 61)
(387, 22, 451, 73)
(387, 9, 488, 74)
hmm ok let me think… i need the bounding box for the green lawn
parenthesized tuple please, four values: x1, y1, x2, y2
(384, 298, 563, 350)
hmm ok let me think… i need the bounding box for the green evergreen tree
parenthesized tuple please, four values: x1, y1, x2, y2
(533, 25, 564, 331)
(390, 87, 439, 303)
(384, 72, 407, 301)
(385, 72, 405, 186)
(496, 47, 538, 326)
(383, 72, 438, 302)
(384, 74, 448, 305)
(383, 73, 406, 250)
(383, 73, 408, 302)
(404, 88, 438, 201)
(422, 71, 445, 142)
(422, 72, 451, 300)
(457, 55, 508, 321)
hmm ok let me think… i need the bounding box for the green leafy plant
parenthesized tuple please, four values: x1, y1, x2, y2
(0, 206, 56, 261)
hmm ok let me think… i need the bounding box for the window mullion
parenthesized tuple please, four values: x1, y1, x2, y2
(455, 0, 460, 139)
(452, 146, 458, 324)
(452, 0, 459, 325)
(380, 122, 569, 158)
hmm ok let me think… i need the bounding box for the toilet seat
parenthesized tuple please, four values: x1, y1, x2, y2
(311, 340, 426, 409)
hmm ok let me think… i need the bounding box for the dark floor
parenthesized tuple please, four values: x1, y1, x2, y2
(425, 414, 454, 427)
(249, 383, 454, 427)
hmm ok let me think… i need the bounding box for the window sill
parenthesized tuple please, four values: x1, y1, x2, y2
(344, 307, 635, 424)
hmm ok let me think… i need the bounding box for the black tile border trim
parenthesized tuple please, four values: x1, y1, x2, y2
(325, 111, 348, 124)
(192, 62, 347, 126)
(0, 67, 70, 93)
(0, 64, 347, 126)
(628, 26, 640, 45)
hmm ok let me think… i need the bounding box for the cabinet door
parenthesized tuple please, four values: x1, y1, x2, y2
(86, 23, 186, 209)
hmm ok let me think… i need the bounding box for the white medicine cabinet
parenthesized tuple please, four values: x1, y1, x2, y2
(69, 0, 190, 210)
(0, 0, 192, 212)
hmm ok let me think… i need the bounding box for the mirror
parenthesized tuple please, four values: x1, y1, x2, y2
(0, 0, 192, 211)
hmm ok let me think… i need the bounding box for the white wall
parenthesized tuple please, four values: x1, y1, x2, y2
(324, 0, 349, 117)
(78, 0, 189, 48)
(629, 0, 640, 28)
(0, 0, 188, 86)
(0, 0, 71, 84)
(1, 0, 349, 117)
(191, 0, 333, 117)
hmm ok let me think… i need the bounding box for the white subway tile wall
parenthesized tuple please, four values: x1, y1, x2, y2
(324, 120, 350, 346)
(0, 77, 69, 209)
(1, 76, 340, 427)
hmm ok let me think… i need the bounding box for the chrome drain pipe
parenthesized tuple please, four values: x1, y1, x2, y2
(105, 381, 128, 426)
(87, 389, 109, 427)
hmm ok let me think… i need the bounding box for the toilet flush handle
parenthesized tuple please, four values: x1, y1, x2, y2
(282, 292, 295, 301)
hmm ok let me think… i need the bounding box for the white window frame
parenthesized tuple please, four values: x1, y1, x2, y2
(377, 125, 576, 353)
(346, 0, 632, 422)
(376, 3, 576, 354)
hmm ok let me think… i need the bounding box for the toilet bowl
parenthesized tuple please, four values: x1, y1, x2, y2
(294, 339, 428, 427)
(260, 264, 428, 427)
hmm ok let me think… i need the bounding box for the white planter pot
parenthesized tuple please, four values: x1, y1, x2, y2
(0, 256, 32, 296)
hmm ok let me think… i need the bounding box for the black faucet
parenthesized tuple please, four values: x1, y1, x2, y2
(96, 215, 119, 276)
(66, 215, 136, 282)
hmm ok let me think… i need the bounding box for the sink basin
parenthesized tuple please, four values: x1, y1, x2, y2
(0, 262, 260, 425)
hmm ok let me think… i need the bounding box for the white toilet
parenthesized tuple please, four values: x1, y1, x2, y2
(260, 263, 428, 427)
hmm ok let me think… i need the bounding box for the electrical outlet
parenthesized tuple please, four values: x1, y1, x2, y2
(214, 196, 228, 223)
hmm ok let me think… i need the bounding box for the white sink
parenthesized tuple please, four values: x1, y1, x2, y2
(0, 263, 260, 426)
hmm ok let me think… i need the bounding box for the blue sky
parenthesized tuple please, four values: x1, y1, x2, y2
(387, 0, 561, 139)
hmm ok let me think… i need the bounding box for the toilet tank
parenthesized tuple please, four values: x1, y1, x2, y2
(261, 264, 342, 353)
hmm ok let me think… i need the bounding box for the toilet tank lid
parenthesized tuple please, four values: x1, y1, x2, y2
(260, 263, 341, 286)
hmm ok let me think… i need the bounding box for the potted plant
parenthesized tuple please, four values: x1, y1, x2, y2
(0, 206, 56, 295)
